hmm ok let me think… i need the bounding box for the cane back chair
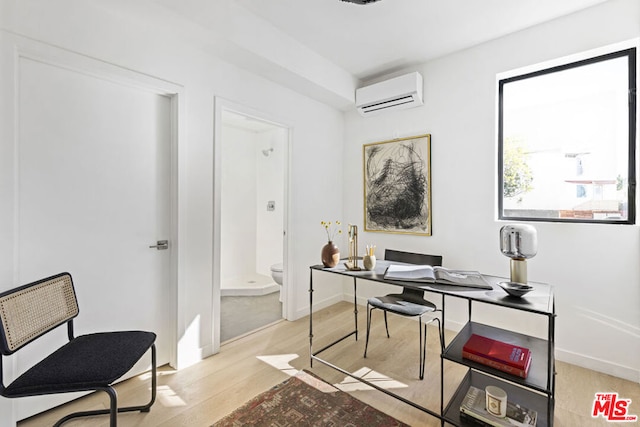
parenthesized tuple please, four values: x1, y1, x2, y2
(0, 272, 156, 426)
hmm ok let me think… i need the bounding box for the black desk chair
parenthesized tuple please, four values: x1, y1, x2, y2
(0, 272, 156, 427)
(364, 249, 444, 380)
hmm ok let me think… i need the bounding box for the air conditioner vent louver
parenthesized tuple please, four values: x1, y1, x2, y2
(355, 72, 423, 116)
(360, 96, 415, 114)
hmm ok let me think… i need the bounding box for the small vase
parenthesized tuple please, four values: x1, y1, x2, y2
(321, 241, 340, 268)
(363, 255, 376, 271)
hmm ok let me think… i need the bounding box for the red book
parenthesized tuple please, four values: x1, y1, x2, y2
(462, 334, 532, 378)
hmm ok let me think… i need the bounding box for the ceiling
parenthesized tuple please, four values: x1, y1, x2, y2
(234, 0, 607, 80)
(150, 0, 608, 109)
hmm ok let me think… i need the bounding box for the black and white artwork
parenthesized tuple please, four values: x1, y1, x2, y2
(363, 134, 431, 235)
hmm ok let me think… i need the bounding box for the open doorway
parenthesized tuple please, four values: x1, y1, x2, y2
(217, 108, 289, 343)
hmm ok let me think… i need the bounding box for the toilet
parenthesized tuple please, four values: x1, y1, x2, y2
(270, 263, 283, 302)
(270, 263, 283, 286)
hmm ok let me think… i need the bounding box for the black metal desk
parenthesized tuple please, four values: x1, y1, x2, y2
(309, 260, 556, 426)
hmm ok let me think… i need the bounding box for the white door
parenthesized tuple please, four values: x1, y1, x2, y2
(14, 56, 173, 419)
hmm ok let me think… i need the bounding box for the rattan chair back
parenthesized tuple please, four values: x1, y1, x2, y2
(0, 273, 78, 355)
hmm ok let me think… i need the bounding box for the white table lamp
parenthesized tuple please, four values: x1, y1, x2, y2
(500, 224, 537, 284)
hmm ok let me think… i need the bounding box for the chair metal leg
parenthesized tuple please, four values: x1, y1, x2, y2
(141, 343, 157, 412)
(419, 315, 444, 381)
(364, 304, 373, 358)
(53, 386, 118, 427)
(365, 306, 392, 359)
(53, 344, 157, 426)
(419, 316, 426, 380)
(365, 308, 442, 381)
(429, 309, 444, 352)
(433, 317, 444, 351)
(383, 311, 390, 338)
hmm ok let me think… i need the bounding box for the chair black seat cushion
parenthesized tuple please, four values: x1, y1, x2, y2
(368, 293, 437, 316)
(3, 331, 156, 397)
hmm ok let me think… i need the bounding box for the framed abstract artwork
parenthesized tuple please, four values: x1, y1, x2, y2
(363, 134, 431, 236)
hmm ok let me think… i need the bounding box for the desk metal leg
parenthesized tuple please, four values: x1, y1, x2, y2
(548, 304, 556, 426)
(440, 294, 445, 427)
(309, 268, 359, 362)
(440, 294, 445, 331)
(309, 268, 314, 367)
(310, 266, 450, 425)
(353, 277, 358, 340)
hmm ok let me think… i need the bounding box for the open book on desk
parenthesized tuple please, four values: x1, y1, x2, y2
(383, 264, 492, 289)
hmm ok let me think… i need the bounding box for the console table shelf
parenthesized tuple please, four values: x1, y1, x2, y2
(443, 370, 554, 427)
(443, 321, 554, 394)
(440, 290, 555, 427)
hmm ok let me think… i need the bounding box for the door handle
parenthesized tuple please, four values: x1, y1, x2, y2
(149, 240, 169, 250)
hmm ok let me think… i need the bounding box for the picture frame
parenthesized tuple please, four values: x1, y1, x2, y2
(363, 134, 431, 236)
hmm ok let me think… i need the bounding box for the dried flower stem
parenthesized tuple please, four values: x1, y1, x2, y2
(320, 220, 342, 242)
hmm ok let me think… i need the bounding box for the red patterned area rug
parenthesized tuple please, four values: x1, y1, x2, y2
(212, 370, 409, 427)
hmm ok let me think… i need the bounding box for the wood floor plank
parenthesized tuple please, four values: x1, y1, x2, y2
(17, 301, 640, 427)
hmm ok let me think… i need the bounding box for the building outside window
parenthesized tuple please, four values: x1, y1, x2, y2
(498, 47, 636, 224)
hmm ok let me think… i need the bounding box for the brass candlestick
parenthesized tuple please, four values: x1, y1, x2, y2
(344, 224, 361, 271)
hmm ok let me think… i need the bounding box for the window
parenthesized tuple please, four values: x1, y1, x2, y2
(498, 48, 636, 224)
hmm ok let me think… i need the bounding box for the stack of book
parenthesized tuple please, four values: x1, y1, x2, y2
(462, 334, 532, 379)
(460, 386, 537, 427)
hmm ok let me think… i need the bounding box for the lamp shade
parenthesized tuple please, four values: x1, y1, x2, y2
(500, 224, 537, 260)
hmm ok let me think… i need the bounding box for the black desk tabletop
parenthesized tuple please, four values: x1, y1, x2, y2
(311, 259, 554, 315)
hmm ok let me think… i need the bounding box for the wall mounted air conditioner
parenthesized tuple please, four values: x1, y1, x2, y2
(355, 72, 423, 116)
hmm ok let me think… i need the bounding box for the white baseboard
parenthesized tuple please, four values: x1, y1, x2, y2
(294, 293, 344, 320)
(555, 347, 640, 384)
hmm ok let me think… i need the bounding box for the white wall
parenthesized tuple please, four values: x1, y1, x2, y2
(343, 0, 640, 382)
(221, 125, 258, 280)
(256, 128, 285, 276)
(0, 0, 345, 424)
(221, 125, 285, 280)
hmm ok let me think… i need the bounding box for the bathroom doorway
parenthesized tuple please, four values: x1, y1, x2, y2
(217, 107, 288, 344)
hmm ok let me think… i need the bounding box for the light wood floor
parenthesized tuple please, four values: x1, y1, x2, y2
(18, 301, 640, 426)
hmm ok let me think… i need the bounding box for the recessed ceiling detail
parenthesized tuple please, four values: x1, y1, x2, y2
(340, 0, 382, 4)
